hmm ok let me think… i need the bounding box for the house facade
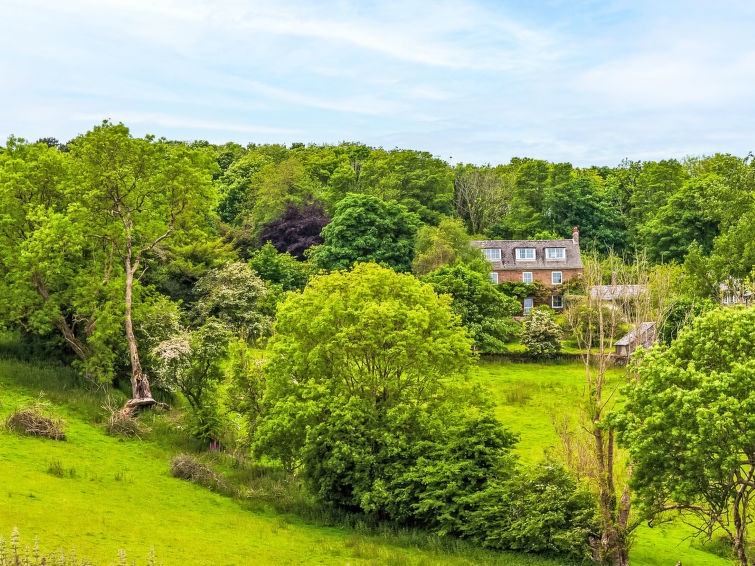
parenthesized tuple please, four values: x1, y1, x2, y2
(471, 227, 583, 313)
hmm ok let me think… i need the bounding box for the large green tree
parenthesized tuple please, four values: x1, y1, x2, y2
(617, 307, 755, 566)
(314, 194, 420, 272)
(70, 122, 217, 404)
(0, 138, 110, 372)
(253, 263, 516, 530)
(254, 262, 474, 469)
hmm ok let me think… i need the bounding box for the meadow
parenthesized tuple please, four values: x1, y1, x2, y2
(0, 353, 732, 566)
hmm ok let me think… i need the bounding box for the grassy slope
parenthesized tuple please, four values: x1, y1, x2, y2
(0, 358, 576, 566)
(471, 359, 730, 566)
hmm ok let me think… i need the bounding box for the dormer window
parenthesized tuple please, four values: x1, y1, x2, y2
(516, 248, 536, 260)
(483, 248, 501, 261)
(546, 247, 566, 260)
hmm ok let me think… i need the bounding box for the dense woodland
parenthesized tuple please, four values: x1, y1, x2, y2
(1, 122, 755, 565)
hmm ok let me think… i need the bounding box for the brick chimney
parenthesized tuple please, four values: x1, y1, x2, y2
(572, 226, 579, 244)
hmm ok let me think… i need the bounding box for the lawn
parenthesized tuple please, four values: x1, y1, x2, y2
(471, 358, 731, 566)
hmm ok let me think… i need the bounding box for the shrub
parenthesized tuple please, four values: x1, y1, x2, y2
(463, 462, 598, 560)
(5, 400, 66, 440)
(169, 454, 225, 492)
(521, 309, 561, 359)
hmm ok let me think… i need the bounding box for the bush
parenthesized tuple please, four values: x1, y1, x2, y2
(169, 454, 226, 492)
(521, 309, 562, 359)
(5, 400, 66, 440)
(463, 462, 598, 560)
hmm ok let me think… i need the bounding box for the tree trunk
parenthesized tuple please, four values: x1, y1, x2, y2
(733, 494, 749, 566)
(32, 271, 92, 362)
(124, 263, 152, 401)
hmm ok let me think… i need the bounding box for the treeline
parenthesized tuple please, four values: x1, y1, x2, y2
(2, 123, 753, 387)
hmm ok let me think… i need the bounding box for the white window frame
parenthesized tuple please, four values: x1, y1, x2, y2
(483, 248, 501, 261)
(552, 295, 563, 309)
(551, 271, 562, 285)
(546, 247, 566, 260)
(522, 272, 533, 284)
(515, 248, 536, 261)
(489, 272, 499, 284)
(523, 298, 534, 314)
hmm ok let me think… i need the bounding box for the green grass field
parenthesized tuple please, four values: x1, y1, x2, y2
(0, 355, 734, 565)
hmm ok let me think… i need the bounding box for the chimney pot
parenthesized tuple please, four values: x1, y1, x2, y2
(572, 226, 579, 244)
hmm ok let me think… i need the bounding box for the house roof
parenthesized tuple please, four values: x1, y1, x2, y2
(470, 239, 583, 270)
(615, 322, 657, 346)
(589, 285, 645, 301)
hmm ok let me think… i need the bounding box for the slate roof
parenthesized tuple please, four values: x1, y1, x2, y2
(471, 239, 583, 271)
(615, 322, 656, 346)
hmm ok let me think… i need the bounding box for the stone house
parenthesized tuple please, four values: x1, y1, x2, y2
(471, 227, 583, 313)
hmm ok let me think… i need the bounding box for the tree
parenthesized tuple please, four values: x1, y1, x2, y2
(640, 177, 721, 263)
(616, 307, 755, 566)
(70, 121, 217, 404)
(412, 217, 488, 276)
(193, 262, 272, 341)
(359, 149, 454, 224)
(152, 319, 231, 439)
(314, 194, 420, 272)
(248, 242, 311, 292)
(521, 308, 561, 359)
(0, 138, 92, 365)
(253, 262, 474, 471)
(562, 252, 674, 565)
(545, 177, 626, 254)
(422, 264, 520, 352)
(452, 165, 513, 235)
(245, 157, 321, 233)
(259, 200, 330, 260)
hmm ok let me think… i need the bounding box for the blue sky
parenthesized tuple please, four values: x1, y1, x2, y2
(2, 0, 754, 166)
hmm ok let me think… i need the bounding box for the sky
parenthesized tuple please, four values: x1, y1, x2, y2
(1, 0, 754, 166)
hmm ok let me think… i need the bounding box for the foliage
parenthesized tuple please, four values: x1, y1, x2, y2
(358, 149, 454, 224)
(423, 264, 521, 352)
(658, 296, 717, 344)
(225, 338, 266, 443)
(193, 262, 272, 341)
(616, 307, 755, 565)
(412, 217, 488, 276)
(521, 309, 561, 359)
(259, 200, 330, 260)
(314, 194, 420, 272)
(152, 319, 231, 439)
(248, 242, 312, 292)
(463, 462, 598, 560)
